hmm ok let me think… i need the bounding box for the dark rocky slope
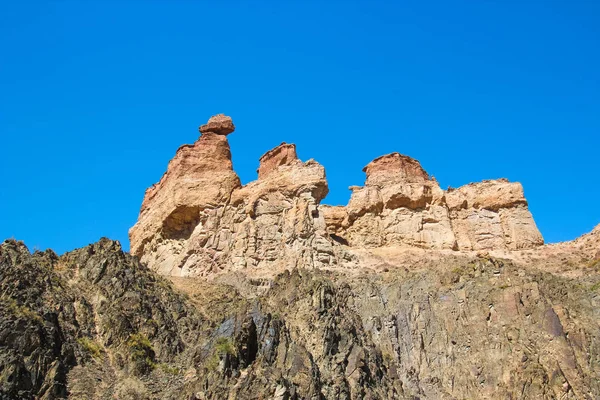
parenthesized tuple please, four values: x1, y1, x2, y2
(0, 239, 202, 399)
(1, 238, 600, 399)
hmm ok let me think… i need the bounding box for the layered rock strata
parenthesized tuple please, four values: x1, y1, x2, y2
(323, 153, 543, 251)
(130, 115, 543, 277)
(130, 116, 344, 277)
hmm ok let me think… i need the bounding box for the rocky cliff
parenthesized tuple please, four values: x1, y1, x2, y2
(130, 115, 543, 278)
(2, 235, 599, 399)
(3, 114, 599, 399)
(323, 155, 543, 252)
(129, 115, 348, 277)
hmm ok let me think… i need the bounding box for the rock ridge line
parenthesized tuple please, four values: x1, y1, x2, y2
(129, 114, 544, 277)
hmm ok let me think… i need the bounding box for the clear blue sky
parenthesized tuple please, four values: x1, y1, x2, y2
(1, 1, 599, 254)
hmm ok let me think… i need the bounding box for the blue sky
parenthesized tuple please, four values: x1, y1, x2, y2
(1, 1, 598, 254)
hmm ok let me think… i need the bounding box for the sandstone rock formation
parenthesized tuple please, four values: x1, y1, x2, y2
(130, 118, 346, 277)
(130, 115, 544, 277)
(199, 113, 235, 135)
(4, 114, 600, 399)
(323, 154, 544, 251)
(446, 179, 543, 250)
(257, 142, 298, 179)
(323, 153, 456, 250)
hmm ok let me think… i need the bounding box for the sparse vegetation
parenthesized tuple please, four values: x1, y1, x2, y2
(127, 333, 156, 373)
(114, 377, 149, 400)
(158, 363, 180, 375)
(77, 337, 102, 359)
(146, 318, 159, 327)
(215, 337, 236, 355)
(586, 258, 600, 271)
(382, 350, 394, 364)
(206, 337, 236, 372)
(1, 296, 43, 323)
(205, 354, 220, 372)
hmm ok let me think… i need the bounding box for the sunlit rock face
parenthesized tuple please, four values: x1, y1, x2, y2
(129, 116, 345, 277)
(129, 115, 242, 272)
(130, 115, 543, 277)
(445, 179, 543, 250)
(323, 154, 543, 251)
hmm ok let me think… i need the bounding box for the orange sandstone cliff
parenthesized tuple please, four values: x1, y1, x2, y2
(130, 115, 544, 277)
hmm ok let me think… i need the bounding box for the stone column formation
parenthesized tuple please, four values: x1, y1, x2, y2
(129, 114, 544, 277)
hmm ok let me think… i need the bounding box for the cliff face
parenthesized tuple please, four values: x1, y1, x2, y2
(324, 155, 543, 251)
(3, 114, 600, 399)
(130, 115, 543, 278)
(2, 238, 600, 400)
(129, 116, 350, 277)
(129, 115, 242, 265)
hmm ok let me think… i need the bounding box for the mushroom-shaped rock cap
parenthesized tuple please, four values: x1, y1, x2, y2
(199, 114, 235, 135)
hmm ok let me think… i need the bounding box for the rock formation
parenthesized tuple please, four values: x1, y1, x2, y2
(130, 114, 241, 261)
(324, 154, 543, 251)
(2, 237, 600, 399)
(446, 179, 543, 250)
(130, 117, 344, 277)
(323, 153, 456, 250)
(3, 113, 600, 399)
(130, 115, 544, 277)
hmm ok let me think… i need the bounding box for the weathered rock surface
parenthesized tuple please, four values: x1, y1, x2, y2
(130, 118, 349, 277)
(324, 154, 543, 251)
(130, 115, 545, 277)
(0, 238, 203, 399)
(329, 153, 455, 250)
(257, 142, 298, 179)
(446, 179, 543, 250)
(2, 238, 600, 399)
(129, 120, 241, 262)
(199, 113, 235, 135)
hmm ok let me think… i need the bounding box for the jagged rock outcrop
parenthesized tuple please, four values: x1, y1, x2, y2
(324, 153, 456, 250)
(130, 114, 241, 259)
(3, 238, 600, 399)
(446, 179, 543, 250)
(130, 119, 347, 277)
(257, 142, 298, 179)
(131, 115, 544, 277)
(323, 153, 543, 251)
(0, 238, 203, 399)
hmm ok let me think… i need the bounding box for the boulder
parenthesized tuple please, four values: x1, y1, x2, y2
(199, 114, 235, 135)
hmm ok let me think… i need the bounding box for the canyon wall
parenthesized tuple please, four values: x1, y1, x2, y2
(323, 153, 543, 251)
(130, 115, 543, 276)
(129, 115, 346, 276)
